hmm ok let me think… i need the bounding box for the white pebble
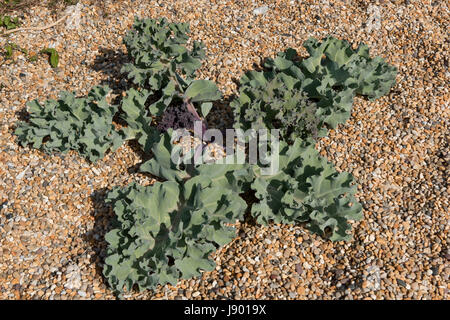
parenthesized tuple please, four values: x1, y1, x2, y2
(253, 6, 269, 15)
(15, 166, 29, 180)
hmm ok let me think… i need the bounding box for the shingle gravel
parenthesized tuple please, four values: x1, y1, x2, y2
(0, 0, 448, 300)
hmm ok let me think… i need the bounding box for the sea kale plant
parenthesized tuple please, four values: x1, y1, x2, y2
(122, 17, 206, 90)
(232, 37, 397, 140)
(118, 78, 221, 154)
(231, 67, 322, 141)
(104, 177, 246, 294)
(119, 18, 222, 153)
(104, 130, 252, 294)
(140, 133, 361, 242)
(248, 138, 362, 241)
(15, 86, 123, 162)
(14, 17, 398, 295)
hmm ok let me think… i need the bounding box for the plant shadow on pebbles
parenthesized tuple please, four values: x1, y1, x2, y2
(206, 95, 236, 135)
(82, 187, 115, 287)
(90, 47, 131, 98)
(9, 107, 30, 134)
(14, 107, 29, 122)
(90, 47, 154, 166)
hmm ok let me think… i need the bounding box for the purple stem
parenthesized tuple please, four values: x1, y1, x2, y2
(183, 97, 209, 164)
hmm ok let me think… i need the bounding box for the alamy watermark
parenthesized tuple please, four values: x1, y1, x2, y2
(170, 121, 280, 175)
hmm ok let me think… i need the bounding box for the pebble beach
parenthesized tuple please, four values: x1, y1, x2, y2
(0, 0, 448, 300)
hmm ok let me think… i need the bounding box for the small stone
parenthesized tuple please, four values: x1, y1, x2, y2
(297, 286, 305, 295)
(270, 283, 280, 289)
(253, 6, 269, 15)
(15, 167, 29, 180)
(397, 279, 407, 288)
